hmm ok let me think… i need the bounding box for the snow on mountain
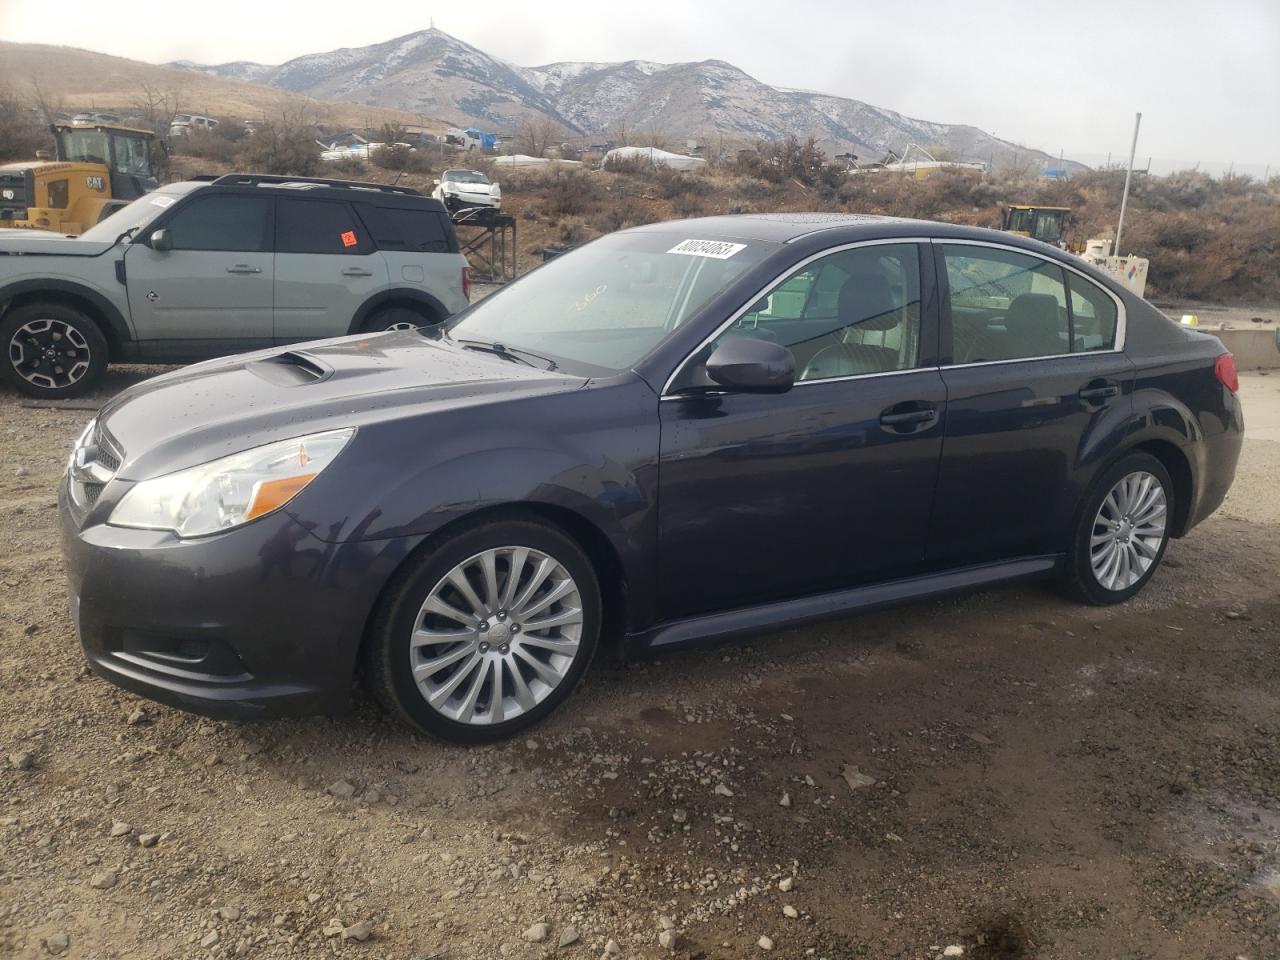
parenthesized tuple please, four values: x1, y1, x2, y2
(168, 28, 1063, 166)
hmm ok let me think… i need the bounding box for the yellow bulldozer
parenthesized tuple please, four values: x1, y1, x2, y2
(1001, 204, 1072, 247)
(0, 123, 158, 234)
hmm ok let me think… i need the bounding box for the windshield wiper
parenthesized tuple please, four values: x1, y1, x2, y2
(453, 337, 557, 371)
(114, 226, 141, 245)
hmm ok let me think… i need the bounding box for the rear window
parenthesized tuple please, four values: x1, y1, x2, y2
(276, 198, 366, 255)
(356, 204, 455, 253)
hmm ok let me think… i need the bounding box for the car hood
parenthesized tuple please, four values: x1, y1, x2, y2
(445, 181, 497, 194)
(97, 330, 585, 479)
(0, 234, 114, 255)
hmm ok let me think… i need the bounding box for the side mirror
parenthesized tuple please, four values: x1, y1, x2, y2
(704, 337, 795, 393)
(149, 228, 172, 252)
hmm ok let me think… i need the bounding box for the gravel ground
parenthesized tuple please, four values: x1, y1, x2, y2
(1, 370, 1278, 960)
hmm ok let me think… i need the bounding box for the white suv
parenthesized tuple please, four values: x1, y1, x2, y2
(0, 174, 470, 398)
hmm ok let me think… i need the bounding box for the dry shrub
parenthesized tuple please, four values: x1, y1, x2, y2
(234, 118, 319, 177)
(0, 86, 51, 162)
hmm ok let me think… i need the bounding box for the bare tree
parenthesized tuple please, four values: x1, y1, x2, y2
(0, 84, 50, 162)
(515, 114, 564, 158)
(28, 77, 64, 128)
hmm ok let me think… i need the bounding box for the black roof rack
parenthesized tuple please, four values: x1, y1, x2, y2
(210, 173, 420, 196)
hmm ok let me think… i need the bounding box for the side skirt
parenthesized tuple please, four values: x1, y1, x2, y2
(625, 555, 1064, 655)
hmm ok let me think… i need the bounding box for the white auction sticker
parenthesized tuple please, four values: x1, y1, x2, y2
(149, 195, 176, 207)
(668, 239, 747, 259)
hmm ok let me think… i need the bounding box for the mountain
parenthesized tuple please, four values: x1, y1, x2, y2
(0, 42, 431, 130)
(170, 28, 1068, 168)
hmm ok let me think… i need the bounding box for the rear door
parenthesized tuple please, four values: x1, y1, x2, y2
(273, 197, 387, 344)
(929, 241, 1134, 566)
(355, 202, 466, 317)
(124, 193, 274, 352)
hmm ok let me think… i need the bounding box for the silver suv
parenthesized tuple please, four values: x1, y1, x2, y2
(0, 174, 471, 398)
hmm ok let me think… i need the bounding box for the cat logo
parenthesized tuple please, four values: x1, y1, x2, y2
(86, 176, 105, 191)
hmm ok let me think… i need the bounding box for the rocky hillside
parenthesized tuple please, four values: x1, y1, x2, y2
(171, 28, 1066, 168)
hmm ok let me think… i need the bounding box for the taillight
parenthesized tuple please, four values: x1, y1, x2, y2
(462, 266, 471, 302)
(1214, 352, 1239, 393)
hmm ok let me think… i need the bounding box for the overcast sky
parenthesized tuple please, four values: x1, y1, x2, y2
(3, 0, 1277, 170)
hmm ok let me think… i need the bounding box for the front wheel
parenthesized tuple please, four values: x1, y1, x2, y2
(362, 307, 433, 333)
(1064, 452, 1173, 605)
(0, 302, 108, 399)
(363, 516, 601, 742)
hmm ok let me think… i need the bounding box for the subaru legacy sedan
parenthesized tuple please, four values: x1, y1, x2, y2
(60, 214, 1243, 742)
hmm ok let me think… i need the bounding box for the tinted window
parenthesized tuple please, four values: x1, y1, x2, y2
(357, 205, 451, 253)
(1068, 273, 1119, 352)
(944, 245, 1069, 362)
(276, 198, 365, 255)
(165, 196, 270, 252)
(714, 243, 923, 381)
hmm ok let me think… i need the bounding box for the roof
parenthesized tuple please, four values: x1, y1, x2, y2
(1008, 205, 1071, 212)
(622, 212, 1080, 257)
(54, 123, 156, 138)
(626, 212, 910, 243)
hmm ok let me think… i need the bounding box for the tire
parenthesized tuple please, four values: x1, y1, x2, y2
(363, 515, 602, 743)
(0, 301, 108, 399)
(1063, 452, 1174, 605)
(361, 306, 432, 333)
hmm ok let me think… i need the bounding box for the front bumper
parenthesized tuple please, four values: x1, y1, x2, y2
(59, 480, 420, 720)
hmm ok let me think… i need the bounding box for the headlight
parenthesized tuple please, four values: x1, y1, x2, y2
(109, 429, 354, 538)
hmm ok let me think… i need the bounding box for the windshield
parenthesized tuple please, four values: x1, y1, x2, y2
(447, 231, 777, 374)
(61, 129, 110, 165)
(78, 186, 195, 242)
(445, 170, 490, 184)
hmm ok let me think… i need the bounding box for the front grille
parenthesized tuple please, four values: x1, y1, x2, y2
(0, 171, 28, 220)
(69, 421, 123, 521)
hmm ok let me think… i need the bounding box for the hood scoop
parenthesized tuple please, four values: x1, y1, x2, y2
(246, 351, 333, 386)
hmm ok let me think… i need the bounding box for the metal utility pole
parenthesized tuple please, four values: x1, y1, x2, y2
(1114, 112, 1142, 256)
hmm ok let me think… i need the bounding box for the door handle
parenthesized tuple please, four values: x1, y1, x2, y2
(341, 267, 374, 277)
(1079, 383, 1120, 403)
(226, 264, 262, 274)
(880, 402, 938, 433)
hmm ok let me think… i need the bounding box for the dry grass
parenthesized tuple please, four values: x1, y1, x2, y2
(0, 41, 433, 130)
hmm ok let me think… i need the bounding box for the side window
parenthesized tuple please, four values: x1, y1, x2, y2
(165, 196, 270, 252)
(276, 198, 366, 255)
(356, 204, 452, 253)
(717, 243, 922, 382)
(943, 245, 1069, 362)
(1067, 273, 1119, 352)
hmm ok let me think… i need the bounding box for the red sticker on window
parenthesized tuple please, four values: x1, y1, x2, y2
(340, 230, 357, 248)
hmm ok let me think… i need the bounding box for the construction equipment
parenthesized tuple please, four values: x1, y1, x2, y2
(1001, 205, 1071, 246)
(0, 123, 158, 234)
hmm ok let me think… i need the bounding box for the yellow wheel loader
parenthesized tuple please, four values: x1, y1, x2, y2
(0, 123, 158, 235)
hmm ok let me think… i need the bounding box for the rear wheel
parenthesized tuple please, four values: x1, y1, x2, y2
(364, 516, 601, 742)
(1064, 452, 1173, 605)
(0, 302, 108, 399)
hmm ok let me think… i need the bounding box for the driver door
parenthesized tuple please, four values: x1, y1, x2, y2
(656, 242, 946, 619)
(124, 193, 274, 356)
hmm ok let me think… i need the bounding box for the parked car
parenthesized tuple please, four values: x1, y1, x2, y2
(168, 114, 220, 138)
(0, 173, 470, 398)
(60, 214, 1243, 742)
(432, 169, 501, 213)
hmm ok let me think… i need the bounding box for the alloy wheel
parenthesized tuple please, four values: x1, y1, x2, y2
(1090, 470, 1168, 591)
(8, 318, 91, 390)
(409, 546, 584, 725)
(384, 321, 418, 331)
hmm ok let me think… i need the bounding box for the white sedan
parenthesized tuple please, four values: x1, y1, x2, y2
(432, 169, 501, 213)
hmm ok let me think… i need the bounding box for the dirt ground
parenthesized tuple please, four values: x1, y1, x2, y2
(1, 371, 1278, 960)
